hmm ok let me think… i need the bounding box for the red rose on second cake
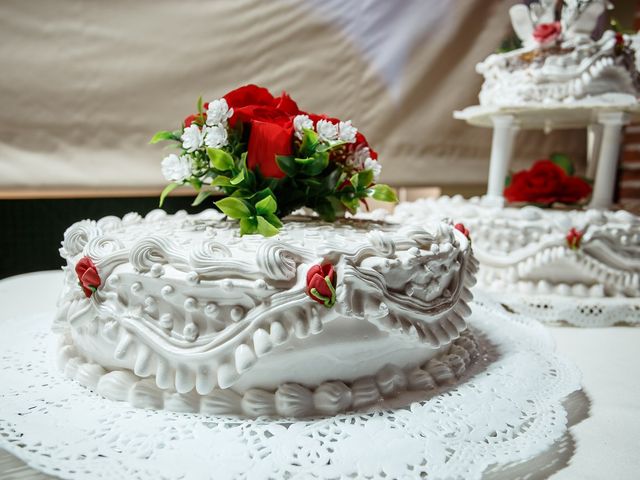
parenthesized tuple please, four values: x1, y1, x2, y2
(454, 223, 471, 239)
(75, 256, 101, 297)
(504, 159, 592, 205)
(306, 263, 337, 308)
(532, 21, 562, 45)
(566, 228, 584, 250)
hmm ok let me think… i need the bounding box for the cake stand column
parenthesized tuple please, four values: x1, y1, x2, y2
(486, 114, 518, 202)
(586, 123, 603, 180)
(590, 112, 628, 209)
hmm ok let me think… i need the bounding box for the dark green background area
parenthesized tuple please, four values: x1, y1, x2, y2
(1, 197, 201, 279)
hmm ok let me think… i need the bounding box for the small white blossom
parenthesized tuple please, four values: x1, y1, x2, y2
(293, 114, 314, 139)
(204, 124, 228, 148)
(316, 119, 339, 143)
(206, 98, 233, 125)
(364, 157, 382, 180)
(161, 154, 192, 182)
(338, 120, 357, 143)
(349, 145, 370, 169)
(181, 124, 204, 152)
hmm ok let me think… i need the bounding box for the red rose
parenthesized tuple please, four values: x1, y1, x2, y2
(184, 113, 206, 127)
(306, 263, 337, 308)
(75, 256, 100, 297)
(454, 223, 470, 239)
(533, 22, 562, 45)
(247, 120, 293, 178)
(223, 84, 301, 127)
(559, 175, 592, 204)
(566, 228, 584, 250)
(504, 159, 591, 205)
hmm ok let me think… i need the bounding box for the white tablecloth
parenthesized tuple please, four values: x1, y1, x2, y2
(1, 271, 639, 480)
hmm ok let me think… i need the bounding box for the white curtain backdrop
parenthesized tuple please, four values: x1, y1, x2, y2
(0, 0, 586, 190)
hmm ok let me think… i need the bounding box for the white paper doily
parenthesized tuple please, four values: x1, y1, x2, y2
(0, 294, 582, 480)
(480, 290, 640, 327)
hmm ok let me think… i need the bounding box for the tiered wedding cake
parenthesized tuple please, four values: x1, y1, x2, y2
(395, 0, 640, 317)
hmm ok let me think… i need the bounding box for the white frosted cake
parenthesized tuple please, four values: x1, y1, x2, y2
(476, 0, 639, 107)
(54, 209, 479, 417)
(392, 197, 640, 299)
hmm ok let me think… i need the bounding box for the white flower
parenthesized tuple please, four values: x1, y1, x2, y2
(293, 114, 314, 139)
(206, 98, 233, 125)
(181, 124, 204, 152)
(350, 145, 370, 169)
(161, 154, 192, 182)
(316, 119, 339, 142)
(338, 120, 357, 143)
(364, 157, 382, 181)
(204, 124, 228, 148)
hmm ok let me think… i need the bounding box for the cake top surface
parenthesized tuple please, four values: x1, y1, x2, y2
(459, 0, 640, 111)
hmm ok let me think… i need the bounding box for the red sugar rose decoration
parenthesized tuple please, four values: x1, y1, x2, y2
(306, 263, 337, 308)
(504, 159, 592, 205)
(566, 228, 584, 250)
(75, 256, 101, 297)
(533, 21, 562, 45)
(454, 223, 471, 239)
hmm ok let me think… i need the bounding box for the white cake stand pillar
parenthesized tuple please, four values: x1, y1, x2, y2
(486, 114, 518, 201)
(586, 123, 603, 179)
(590, 112, 628, 209)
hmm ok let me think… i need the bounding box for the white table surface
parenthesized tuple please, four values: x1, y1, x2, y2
(1, 271, 639, 480)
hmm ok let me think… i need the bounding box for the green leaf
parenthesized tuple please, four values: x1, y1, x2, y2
(317, 140, 346, 153)
(262, 212, 283, 228)
(211, 175, 232, 187)
(215, 197, 252, 219)
(314, 198, 336, 222)
(297, 151, 329, 176)
(197, 96, 204, 115)
(230, 169, 245, 185)
(187, 177, 202, 191)
(276, 155, 298, 177)
(207, 148, 235, 171)
(192, 190, 214, 207)
(368, 184, 398, 203)
(255, 194, 277, 215)
(341, 195, 360, 214)
(239, 217, 258, 235)
(300, 128, 319, 157)
(550, 153, 574, 176)
(349, 173, 359, 189)
(357, 169, 375, 189)
(256, 215, 280, 237)
(159, 182, 181, 207)
(150, 131, 177, 144)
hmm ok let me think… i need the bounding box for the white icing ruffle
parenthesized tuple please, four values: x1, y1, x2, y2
(57, 330, 480, 417)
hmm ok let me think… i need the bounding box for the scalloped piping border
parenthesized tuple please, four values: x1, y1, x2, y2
(56, 330, 480, 418)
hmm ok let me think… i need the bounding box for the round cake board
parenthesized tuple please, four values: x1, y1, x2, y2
(0, 287, 584, 480)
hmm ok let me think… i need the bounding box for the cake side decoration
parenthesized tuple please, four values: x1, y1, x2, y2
(75, 256, 100, 297)
(151, 84, 397, 236)
(306, 263, 337, 308)
(566, 227, 584, 250)
(55, 210, 479, 417)
(503, 156, 592, 206)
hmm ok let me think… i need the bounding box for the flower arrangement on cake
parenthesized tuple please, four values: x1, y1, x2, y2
(503, 154, 592, 206)
(151, 84, 397, 236)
